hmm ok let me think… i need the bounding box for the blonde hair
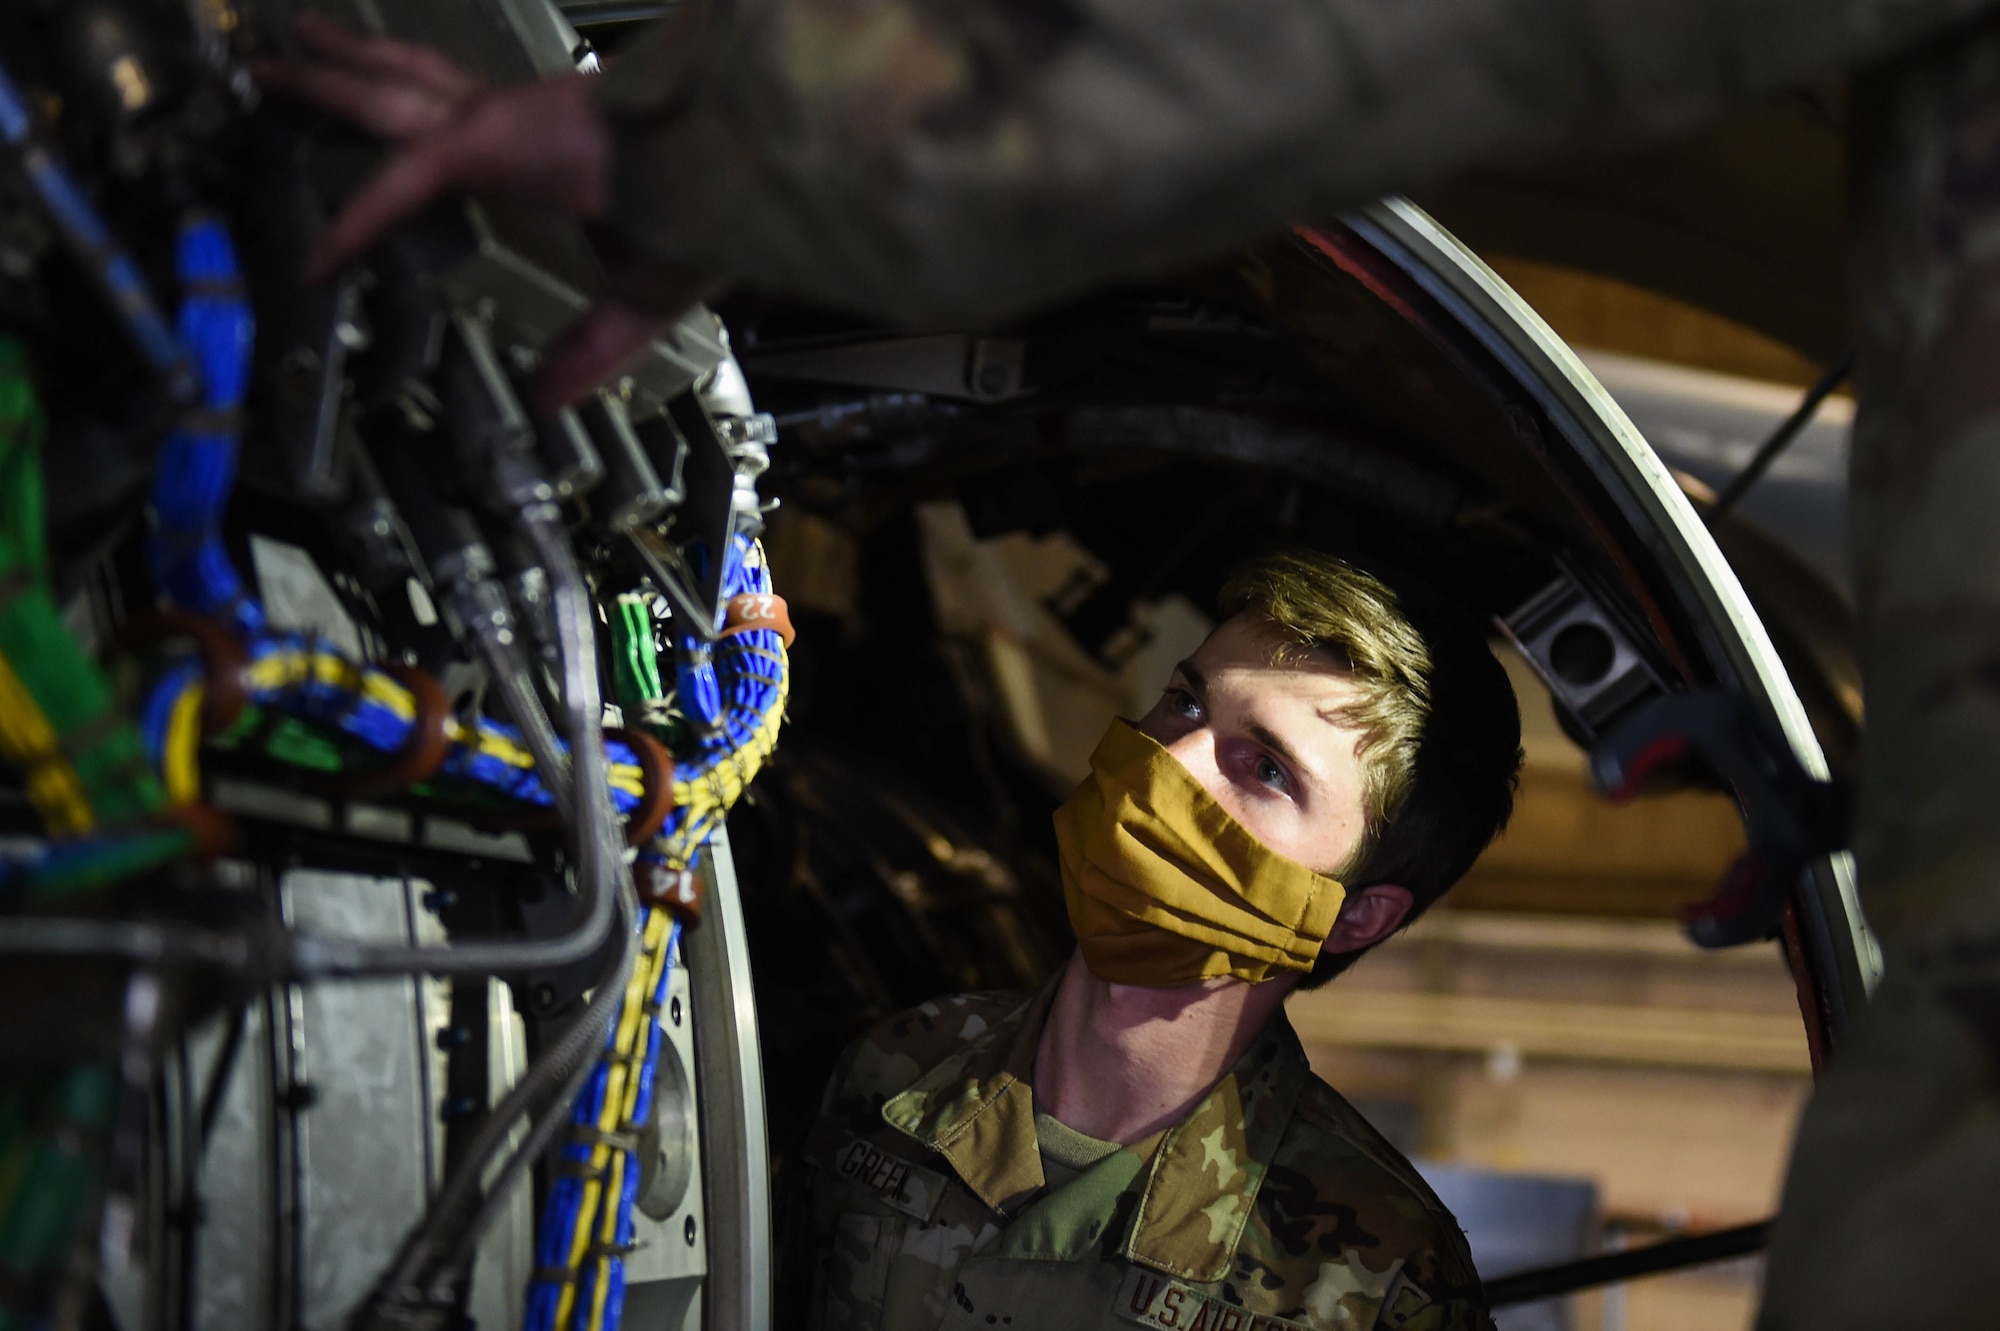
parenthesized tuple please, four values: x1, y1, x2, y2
(1219, 551, 1432, 873)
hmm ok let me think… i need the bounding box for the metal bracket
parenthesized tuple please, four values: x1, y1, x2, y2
(1501, 571, 1664, 743)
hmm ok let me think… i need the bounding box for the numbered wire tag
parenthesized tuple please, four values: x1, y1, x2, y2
(718, 593, 795, 648)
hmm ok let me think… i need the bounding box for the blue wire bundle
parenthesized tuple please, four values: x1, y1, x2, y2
(675, 542, 727, 733)
(148, 217, 263, 635)
(137, 659, 205, 763)
(136, 630, 668, 821)
(135, 535, 790, 864)
(654, 533, 787, 866)
(526, 916, 682, 1331)
(525, 535, 786, 1331)
(580, 921, 681, 1330)
(527, 1035, 613, 1331)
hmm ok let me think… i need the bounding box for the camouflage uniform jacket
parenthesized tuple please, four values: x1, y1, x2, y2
(595, 0, 1997, 326)
(781, 987, 1492, 1331)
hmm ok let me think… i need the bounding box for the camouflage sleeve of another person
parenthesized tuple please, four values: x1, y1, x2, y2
(591, 0, 1996, 326)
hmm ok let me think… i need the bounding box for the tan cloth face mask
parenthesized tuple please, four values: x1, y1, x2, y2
(1054, 719, 1347, 987)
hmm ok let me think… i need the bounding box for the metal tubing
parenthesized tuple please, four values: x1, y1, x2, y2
(533, 405, 605, 501)
(520, 494, 622, 945)
(0, 917, 253, 970)
(580, 392, 672, 533)
(457, 574, 577, 826)
(364, 494, 637, 1305)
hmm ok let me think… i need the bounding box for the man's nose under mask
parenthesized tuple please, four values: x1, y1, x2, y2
(1054, 719, 1347, 987)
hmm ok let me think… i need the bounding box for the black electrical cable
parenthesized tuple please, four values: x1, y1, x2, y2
(522, 501, 613, 846)
(1484, 1220, 1771, 1307)
(196, 1003, 246, 1147)
(440, 1014, 604, 1276)
(1708, 347, 1854, 520)
(173, 1039, 200, 1331)
(145, 1061, 174, 1331)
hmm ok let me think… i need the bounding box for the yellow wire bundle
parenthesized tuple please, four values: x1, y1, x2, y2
(553, 908, 675, 1331)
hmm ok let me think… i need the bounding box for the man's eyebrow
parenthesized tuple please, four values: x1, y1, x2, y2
(1247, 723, 1319, 792)
(1173, 659, 1207, 697)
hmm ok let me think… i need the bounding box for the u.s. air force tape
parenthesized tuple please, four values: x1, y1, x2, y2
(828, 1133, 950, 1222)
(1115, 1270, 1314, 1331)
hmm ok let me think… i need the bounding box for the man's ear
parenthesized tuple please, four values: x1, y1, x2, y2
(1320, 884, 1415, 956)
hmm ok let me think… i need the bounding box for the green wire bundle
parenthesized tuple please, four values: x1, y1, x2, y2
(0, 338, 165, 844)
(0, 1065, 120, 1331)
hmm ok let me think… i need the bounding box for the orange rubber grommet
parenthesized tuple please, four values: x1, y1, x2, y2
(719, 593, 795, 649)
(635, 858, 704, 927)
(117, 611, 250, 735)
(605, 726, 675, 847)
(161, 802, 237, 862)
(307, 664, 454, 799)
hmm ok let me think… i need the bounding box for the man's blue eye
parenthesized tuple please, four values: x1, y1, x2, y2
(1167, 689, 1201, 718)
(1255, 756, 1287, 789)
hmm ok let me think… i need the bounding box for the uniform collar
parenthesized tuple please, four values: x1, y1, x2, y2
(880, 978, 1314, 1282)
(879, 983, 1055, 1212)
(1126, 1012, 1312, 1282)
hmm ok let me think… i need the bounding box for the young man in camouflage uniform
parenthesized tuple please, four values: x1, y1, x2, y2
(777, 551, 1521, 1331)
